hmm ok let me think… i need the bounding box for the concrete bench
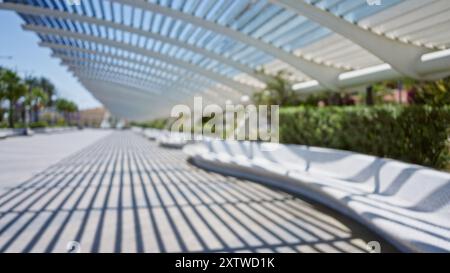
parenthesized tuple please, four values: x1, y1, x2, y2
(141, 128, 217, 149)
(158, 131, 192, 149)
(131, 126, 144, 134)
(141, 128, 165, 141)
(184, 140, 450, 253)
(137, 128, 193, 149)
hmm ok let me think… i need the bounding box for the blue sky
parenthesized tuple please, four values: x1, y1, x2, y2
(0, 10, 101, 110)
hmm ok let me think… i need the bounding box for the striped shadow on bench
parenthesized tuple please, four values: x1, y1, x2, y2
(184, 140, 450, 253)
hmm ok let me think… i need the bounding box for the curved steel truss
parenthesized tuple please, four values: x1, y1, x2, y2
(1, 0, 449, 120)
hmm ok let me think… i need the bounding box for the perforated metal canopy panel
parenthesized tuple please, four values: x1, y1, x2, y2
(1, 0, 449, 120)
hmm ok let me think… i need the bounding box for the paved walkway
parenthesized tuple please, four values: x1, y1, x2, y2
(0, 129, 112, 189)
(0, 131, 395, 253)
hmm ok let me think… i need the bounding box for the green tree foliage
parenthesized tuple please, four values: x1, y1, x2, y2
(252, 70, 300, 106)
(55, 98, 78, 125)
(25, 85, 49, 122)
(55, 98, 78, 113)
(37, 77, 56, 107)
(0, 67, 78, 128)
(405, 76, 450, 106)
(0, 69, 27, 128)
(131, 118, 171, 129)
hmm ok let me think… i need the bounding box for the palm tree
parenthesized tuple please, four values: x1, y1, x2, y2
(65, 101, 78, 125)
(38, 77, 55, 107)
(0, 68, 5, 121)
(252, 70, 299, 106)
(25, 87, 49, 123)
(24, 76, 40, 123)
(0, 69, 27, 128)
(55, 98, 78, 125)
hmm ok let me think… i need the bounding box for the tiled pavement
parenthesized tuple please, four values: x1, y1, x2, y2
(0, 131, 393, 253)
(0, 129, 112, 188)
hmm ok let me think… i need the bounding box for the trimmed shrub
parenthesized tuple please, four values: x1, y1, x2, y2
(13, 122, 26, 129)
(280, 105, 450, 169)
(54, 117, 67, 127)
(29, 121, 48, 129)
(131, 118, 170, 130)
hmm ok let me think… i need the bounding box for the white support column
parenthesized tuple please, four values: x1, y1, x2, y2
(294, 51, 450, 93)
(274, 0, 432, 79)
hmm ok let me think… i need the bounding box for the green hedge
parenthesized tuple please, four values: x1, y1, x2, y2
(29, 121, 48, 129)
(131, 118, 170, 130)
(280, 105, 450, 169)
